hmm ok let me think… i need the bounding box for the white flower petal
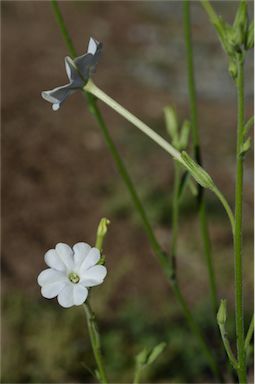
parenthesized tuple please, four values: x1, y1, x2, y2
(73, 284, 88, 305)
(79, 247, 100, 274)
(73, 242, 91, 267)
(55, 243, 74, 270)
(41, 281, 66, 299)
(37, 268, 67, 287)
(44, 249, 66, 272)
(87, 37, 98, 55)
(57, 283, 75, 308)
(80, 265, 107, 287)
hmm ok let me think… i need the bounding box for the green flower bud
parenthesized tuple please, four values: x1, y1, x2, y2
(164, 106, 178, 145)
(97, 217, 110, 238)
(245, 20, 254, 50)
(217, 299, 227, 325)
(181, 151, 215, 189)
(233, 0, 248, 45)
(179, 120, 190, 150)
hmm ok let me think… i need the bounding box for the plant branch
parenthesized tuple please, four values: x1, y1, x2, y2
(244, 314, 254, 352)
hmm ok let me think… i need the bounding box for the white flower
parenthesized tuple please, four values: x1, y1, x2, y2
(37, 242, 107, 308)
(41, 37, 102, 111)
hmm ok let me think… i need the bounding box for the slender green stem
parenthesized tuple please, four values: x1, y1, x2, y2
(212, 186, 235, 235)
(244, 314, 254, 352)
(198, 200, 218, 312)
(234, 58, 247, 384)
(51, 0, 76, 58)
(218, 323, 238, 369)
(84, 80, 183, 164)
(170, 162, 181, 274)
(83, 302, 109, 384)
(183, 0, 218, 314)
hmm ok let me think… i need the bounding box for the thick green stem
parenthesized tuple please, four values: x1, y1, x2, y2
(234, 59, 247, 384)
(83, 302, 109, 384)
(183, 0, 218, 314)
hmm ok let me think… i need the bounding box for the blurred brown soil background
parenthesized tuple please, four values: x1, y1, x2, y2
(2, 1, 254, 383)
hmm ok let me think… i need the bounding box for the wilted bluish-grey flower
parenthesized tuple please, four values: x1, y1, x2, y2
(41, 37, 102, 111)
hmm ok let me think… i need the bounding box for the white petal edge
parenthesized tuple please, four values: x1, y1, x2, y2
(38, 268, 67, 287)
(57, 283, 75, 308)
(87, 37, 98, 55)
(44, 249, 66, 272)
(73, 242, 91, 267)
(41, 281, 67, 299)
(52, 103, 60, 111)
(79, 247, 100, 274)
(73, 284, 88, 305)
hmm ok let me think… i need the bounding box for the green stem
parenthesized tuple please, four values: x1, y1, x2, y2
(234, 58, 247, 384)
(133, 366, 142, 384)
(51, 0, 76, 58)
(183, 0, 218, 314)
(170, 162, 181, 274)
(212, 186, 235, 235)
(84, 80, 183, 164)
(218, 323, 238, 369)
(83, 302, 109, 384)
(244, 314, 254, 352)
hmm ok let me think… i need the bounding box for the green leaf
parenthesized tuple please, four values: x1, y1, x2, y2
(243, 115, 254, 137)
(135, 348, 150, 366)
(146, 342, 167, 365)
(240, 137, 251, 156)
(135, 342, 166, 368)
(245, 20, 254, 50)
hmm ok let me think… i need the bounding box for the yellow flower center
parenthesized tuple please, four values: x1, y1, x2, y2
(68, 272, 80, 284)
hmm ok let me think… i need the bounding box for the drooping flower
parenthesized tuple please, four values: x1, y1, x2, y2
(41, 37, 102, 111)
(37, 242, 107, 308)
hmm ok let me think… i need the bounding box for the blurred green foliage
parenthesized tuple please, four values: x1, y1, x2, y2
(2, 291, 253, 383)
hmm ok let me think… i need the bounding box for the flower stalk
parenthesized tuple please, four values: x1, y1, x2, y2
(84, 80, 183, 163)
(83, 302, 109, 384)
